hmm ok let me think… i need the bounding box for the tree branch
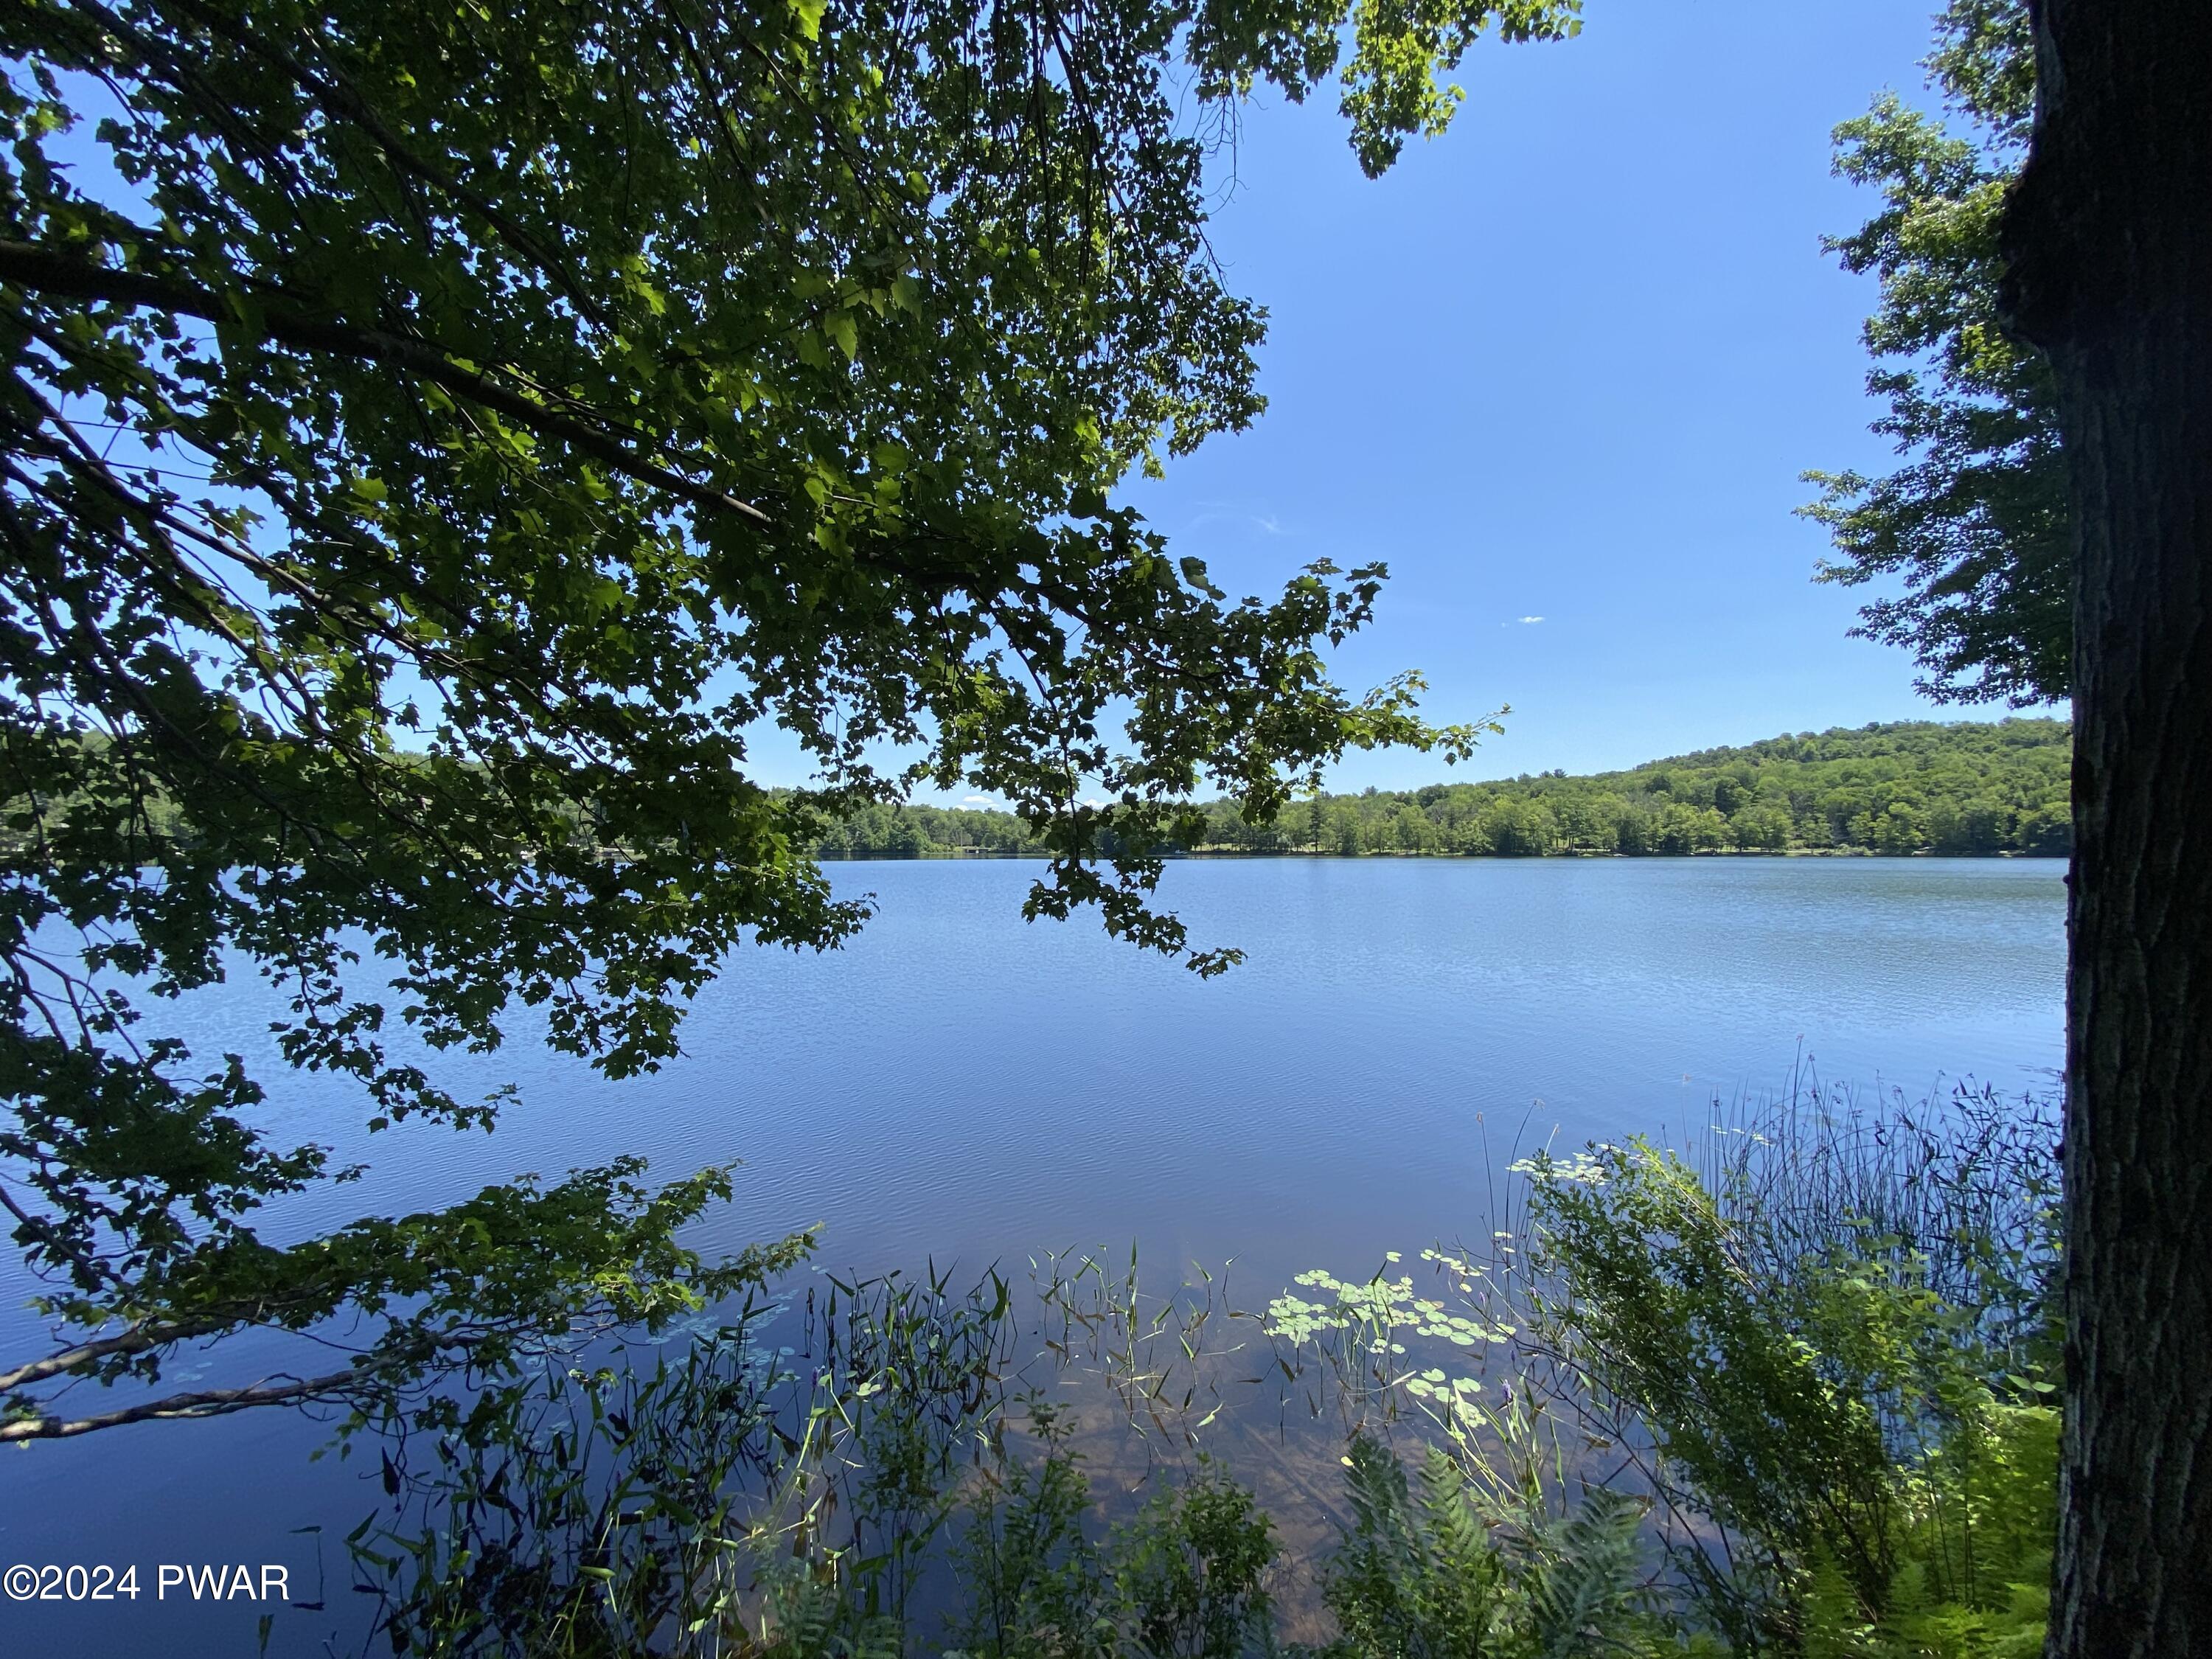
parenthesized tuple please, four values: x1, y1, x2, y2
(0, 1317, 235, 1396)
(0, 237, 771, 528)
(121, 0, 622, 336)
(0, 1366, 368, 1440)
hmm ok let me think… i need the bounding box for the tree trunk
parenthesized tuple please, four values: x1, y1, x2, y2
(2001, 4, 2212, 1655)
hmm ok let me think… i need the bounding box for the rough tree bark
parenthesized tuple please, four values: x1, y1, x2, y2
(2000, 4, 2212, 1656)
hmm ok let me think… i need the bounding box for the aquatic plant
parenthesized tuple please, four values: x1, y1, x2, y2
(341, 1082, 2059, 1658)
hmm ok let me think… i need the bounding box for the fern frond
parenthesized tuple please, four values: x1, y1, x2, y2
(1526, 1488, 1648, 1659)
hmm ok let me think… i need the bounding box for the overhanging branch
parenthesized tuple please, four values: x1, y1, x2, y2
(0, 1315, 240, 1396)
(1, 1366, 368, 1441)
(0, 237, 771, 529)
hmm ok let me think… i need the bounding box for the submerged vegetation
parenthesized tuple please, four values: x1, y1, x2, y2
(816, 719, 2071, 860)
(344, 1080, 2059, 1658)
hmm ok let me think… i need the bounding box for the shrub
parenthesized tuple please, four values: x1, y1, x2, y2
(1509, 1083, 2061, 1653)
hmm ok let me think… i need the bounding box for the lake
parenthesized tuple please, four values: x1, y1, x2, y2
(0, 856, 2065, 1655)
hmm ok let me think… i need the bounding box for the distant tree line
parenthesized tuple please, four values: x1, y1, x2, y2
(818, 719, 2072, 860)
(814, 803, 1049, 860)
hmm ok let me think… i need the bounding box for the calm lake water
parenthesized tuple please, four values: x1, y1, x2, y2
(1, 857, 2065, 1655)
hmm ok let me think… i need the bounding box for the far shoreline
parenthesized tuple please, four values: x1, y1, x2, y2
(814, 846, 2067, 862)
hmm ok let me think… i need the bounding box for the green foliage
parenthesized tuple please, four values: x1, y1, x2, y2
(1815, 1400, 2055, 1659)
(1325, 1434, 1509, 1658)
(804, 720, 2072, 860)
(1523, 1141, 1909, 1616)
(1513, 1085, 2061, 1655)
(1801, 0, 2067, 706)
(816, 800, 1054, 860)
(340, 1088, 2062, 1659)
(345, 1250, 1292, 1659)
(1519, 1489, 1655, 1659)
(350, 1264, 1022, 1655)
(2, 0, 1564, 1439)
(951, 1413, 1278, 1659)
(950, 1411, 1108, 1659)
(1105, 1464, 1279, 1659)
(1322, 1433, 1665, 1659)
(742, 1567, 906, 1659)
(1189, 720, 2067, 858)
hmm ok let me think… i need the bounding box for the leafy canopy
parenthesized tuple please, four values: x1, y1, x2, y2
(0, 0, 1574, 1438)
(1801, 0, 2067, 707)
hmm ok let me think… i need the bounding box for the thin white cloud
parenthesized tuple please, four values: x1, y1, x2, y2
(961, 794, 993, 804)
(1517, 615, 1545, 625)
(1183, 509, 1286, 537)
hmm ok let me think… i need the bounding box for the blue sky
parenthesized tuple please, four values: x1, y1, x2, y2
(1088, 0, 2032, 793)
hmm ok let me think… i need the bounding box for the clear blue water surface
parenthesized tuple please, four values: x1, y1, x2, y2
(0, 857, 2065, 1655)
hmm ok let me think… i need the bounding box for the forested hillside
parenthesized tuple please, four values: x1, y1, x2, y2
(819, 719, 2071, 859)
